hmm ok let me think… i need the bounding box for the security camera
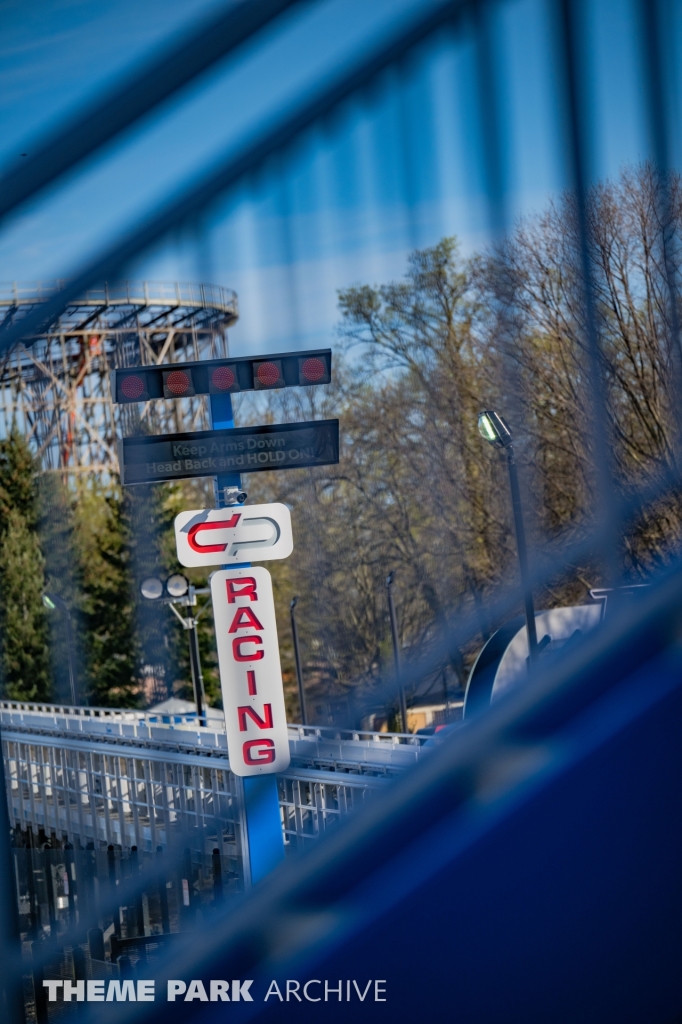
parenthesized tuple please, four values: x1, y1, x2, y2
(223, 486, 247, 505)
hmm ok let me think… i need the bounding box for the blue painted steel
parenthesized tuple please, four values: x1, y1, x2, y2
(209, 391, 285, 886)
(209, 392, 235, 431)
(242, 775, 286, 884)
(209, 392, 242, 495)
(209, 391, 235, 430)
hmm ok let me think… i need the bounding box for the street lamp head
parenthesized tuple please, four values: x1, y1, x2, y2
(290, 595, 298, 611)
(478, 410, 513, 449)
(140, 577, 164, 600)
(166, 573, 189, 598)
(42, 593, 57, 611)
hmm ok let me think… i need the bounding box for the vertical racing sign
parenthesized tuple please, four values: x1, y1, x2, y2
(211, 566, 290, 776)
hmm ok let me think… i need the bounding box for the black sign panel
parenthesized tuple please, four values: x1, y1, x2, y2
(118, 420, 340, 485)
(111, 349, 331, 404)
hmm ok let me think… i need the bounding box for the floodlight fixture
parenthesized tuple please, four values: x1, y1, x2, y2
(166, 574, 189, 598)
(478, 410, 513, 449)
(140, 572, 205, 724)
(141, 577, 164, 600)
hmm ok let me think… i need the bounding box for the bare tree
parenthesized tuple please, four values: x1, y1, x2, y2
(237, 166, 682, 724)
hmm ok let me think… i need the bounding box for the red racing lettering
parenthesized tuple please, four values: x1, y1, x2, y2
(247, 670, 257, 695)
(243, 739, 275, 765)
(226, 578, 258, 603)
(228, 607, 264, 632)
(232, 635, 264, 661)
(237, 704, 273, 731)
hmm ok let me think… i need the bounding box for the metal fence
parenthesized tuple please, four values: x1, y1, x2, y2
(1, 0, 681, 1019)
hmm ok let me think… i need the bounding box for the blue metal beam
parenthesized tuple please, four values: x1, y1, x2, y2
(0, 0, 469, 358)
(0, 0, 308, 226)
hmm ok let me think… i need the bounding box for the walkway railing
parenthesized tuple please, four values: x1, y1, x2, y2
(0, 700, 434, 860)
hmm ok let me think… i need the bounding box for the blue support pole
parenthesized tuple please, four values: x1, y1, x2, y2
(242, 775, 285, 884)
(209, 391, 285, 885)
(209, 392, 240, 493)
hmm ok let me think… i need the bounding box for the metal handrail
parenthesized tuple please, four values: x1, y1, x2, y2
(0, 699, 432, 747)
(0, 280, 237, 315)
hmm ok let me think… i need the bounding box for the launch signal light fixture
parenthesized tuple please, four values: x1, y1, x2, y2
(111, 348, 332, 404)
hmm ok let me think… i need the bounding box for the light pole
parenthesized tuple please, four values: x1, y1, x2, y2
(140, 574, 210, 725)
(42, 592, 78, 705)
(386, 572, 409, 733)
(290, 596, 307, 726)
(478, 410, 539, 663)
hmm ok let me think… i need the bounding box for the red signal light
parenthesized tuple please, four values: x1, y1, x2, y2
(212, 366, 236, 390)
(301, 357, 326, 382)
(165, 370, 191, 395)
(113, 349, 330, 405)
(120, 375, 145, 399)
(256, 362, 281, 386)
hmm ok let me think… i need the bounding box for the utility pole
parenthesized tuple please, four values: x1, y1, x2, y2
(168, 586, 206, 726)
(140, 576, 209, 724)
(290, 596, 307, 726)
(386, 572, 409, 733)
(42, 592, 78, 705)
(478, 411, 538, 663)
(504, 444, 538, 660)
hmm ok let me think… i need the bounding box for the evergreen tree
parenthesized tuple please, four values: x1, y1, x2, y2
(0, 432, 51, 701)
(74, 485, 140, 707)
(38, 473, 82, 704)
(0, 429, 39, 526)
(126, 482, 176, 705)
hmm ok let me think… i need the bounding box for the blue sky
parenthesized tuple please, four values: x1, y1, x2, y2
(0, 0, 672, 356)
